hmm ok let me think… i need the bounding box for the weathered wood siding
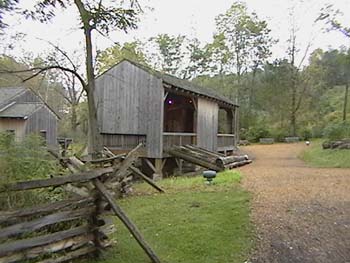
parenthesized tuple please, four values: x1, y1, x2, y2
(15, 90, 41, 103)
(0, 119, 26, 141)
(25, 106, 58, 146)
(95, 61, 164, 158)
(196, 98, 218, 151)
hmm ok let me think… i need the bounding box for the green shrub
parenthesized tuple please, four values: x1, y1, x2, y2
(323, 122, 350, 140)
(270, 128, 288, 142)
(245, 126, 270, 142)
(0, 133, 61, 209)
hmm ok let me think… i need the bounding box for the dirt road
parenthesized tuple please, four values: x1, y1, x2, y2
(239, 143, 350, 263)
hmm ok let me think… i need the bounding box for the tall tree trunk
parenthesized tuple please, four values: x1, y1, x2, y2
(343, 83, 349, 122)
(74, 0, 102, 156)
(71, 103, 78, 132)
(84, 26, 102, 155)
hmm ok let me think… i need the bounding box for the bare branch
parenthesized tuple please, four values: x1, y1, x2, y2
(0, 66, 87, 91)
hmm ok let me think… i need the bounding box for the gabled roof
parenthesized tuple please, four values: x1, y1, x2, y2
(0, 86, 61, 119)
(0, 103, 43, 119)
(0, 87, 26, 107)
(98, 59, 238, 108)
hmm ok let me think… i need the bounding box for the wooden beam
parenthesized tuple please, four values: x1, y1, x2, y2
(129, 166, 165, 193)
(145, 159, 156, 173)
(93, 179, 161, 263)
(163, 91, 169, 101)
(37, 246, 96, 263)
(0, 197, 93, 224)
(0, 167, 113, 192)
(0, 225, 90, 257)
(0, 234, 95, 263)
(0, 207, 95, 241)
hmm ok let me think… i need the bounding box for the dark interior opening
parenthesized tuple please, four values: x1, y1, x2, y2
(218, 108, 233, 134)
(163, 93, 195, 133)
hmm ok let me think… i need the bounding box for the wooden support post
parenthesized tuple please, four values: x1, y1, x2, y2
(175, 158, 183, 174)
(154, 159, 164, 180)
(93, 179, 161, 263)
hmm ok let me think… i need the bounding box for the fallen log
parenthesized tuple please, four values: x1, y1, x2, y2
(216, 155, 248, 167)
(322, 139, 350, 149)
(224, 160, 252, 169)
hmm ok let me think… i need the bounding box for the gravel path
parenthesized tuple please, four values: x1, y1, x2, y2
(239, 143, 350, 263)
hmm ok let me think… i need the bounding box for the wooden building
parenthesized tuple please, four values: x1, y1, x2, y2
(0, 87, 59, 146)
(95, 59, 239, 176)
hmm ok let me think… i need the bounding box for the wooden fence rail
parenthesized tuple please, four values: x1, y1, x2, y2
(0, 144, 162, 263)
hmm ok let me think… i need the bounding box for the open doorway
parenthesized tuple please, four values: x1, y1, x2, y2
(163, 93, 195, 133)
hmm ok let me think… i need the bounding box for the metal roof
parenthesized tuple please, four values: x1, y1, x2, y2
(0, 87, 26, 107)
(0, 103, 43, 119)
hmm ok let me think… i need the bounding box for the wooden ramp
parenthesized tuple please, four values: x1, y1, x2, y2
(167, 145, 252, 172)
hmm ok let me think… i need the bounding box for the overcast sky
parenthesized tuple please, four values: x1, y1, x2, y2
(2, 0, 350, 66)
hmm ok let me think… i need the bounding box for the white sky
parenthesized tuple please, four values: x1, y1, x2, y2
(2, 0, 350, 67)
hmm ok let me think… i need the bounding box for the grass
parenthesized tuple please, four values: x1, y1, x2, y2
(300, 139, 350, 168)
(87, 171, 253, 263)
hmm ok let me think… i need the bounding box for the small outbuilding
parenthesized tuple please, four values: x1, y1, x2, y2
(0, 87, 59, 146)
(95, 59, 239, 176)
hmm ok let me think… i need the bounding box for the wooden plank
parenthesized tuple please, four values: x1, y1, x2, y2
(0, 207, 94, 240)
(129, 166, 165, 193)
(0, 167, 113, 192)
(0, 225, 90, 257)
(37, 246, 96, 263)
(167, 148, 222, 171)
(93, 179, 161, 263)
(0, 233, 95, 263)
(0, 197, 93, 224)
(88, 154, 126, 164)
(145, 159, 156, 173)
(184, 145, 224, 158)
(110, 143, 142, 181)
(224, 160, 252, 169)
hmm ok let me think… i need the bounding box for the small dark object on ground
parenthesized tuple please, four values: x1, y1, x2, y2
(203, 170, 217, 184)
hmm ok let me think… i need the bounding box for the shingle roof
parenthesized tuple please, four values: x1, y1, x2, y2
(0, 87, 26, 107)
(0, 103, 43, 119)
(100, 59, 238, 108)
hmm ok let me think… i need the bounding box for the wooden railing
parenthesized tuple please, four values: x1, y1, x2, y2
(0, 146, 162, 263)
(217, 134, 235, 150)
(163, 132, 197, 150)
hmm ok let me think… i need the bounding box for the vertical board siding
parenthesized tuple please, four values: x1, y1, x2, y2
(25, 106, 58, 146)
(15, 91, 42, 103)
(196, 98, 218, 151)
(0, 119, 26, 141)
(95, 61, 164, 158)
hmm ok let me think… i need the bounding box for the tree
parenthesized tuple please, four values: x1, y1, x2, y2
(96, 41, 147, 74)
(19, 0, 141, 156)
(214, 2, 274, 102)
(319, 49, 350, 121)
(146, 34, 186, 78)
(316, 4, 350, 38)
(0, 0, 18, 32)
(213, 2, 274, 127)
